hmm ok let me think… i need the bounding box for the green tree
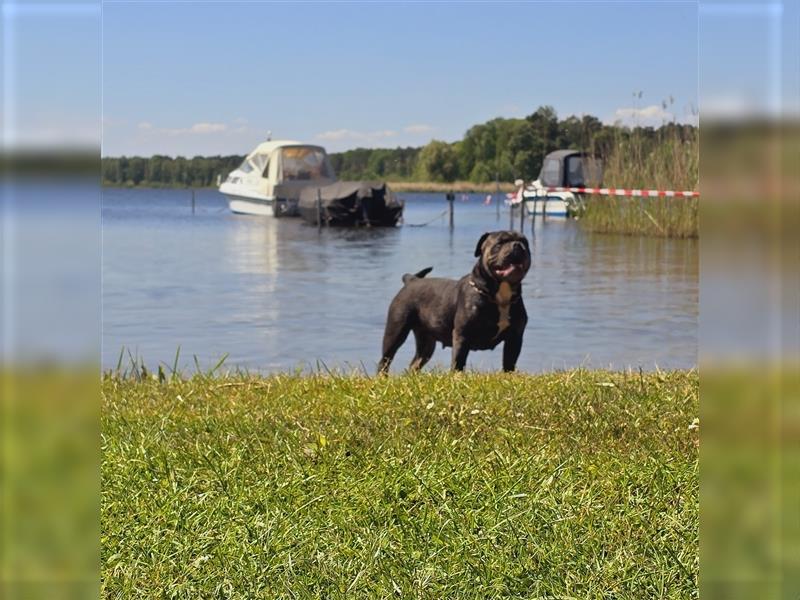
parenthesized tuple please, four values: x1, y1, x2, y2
(414, 140, 459, 182)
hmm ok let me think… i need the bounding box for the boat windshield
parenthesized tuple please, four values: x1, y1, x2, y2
(565, 156, 585, 187)
(238, 153, 270, 176)
(281, 146, 334, 181)
(250, 153, 269, 173)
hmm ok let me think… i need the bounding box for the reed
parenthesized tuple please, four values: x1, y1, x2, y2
(581, 126, 699, 238)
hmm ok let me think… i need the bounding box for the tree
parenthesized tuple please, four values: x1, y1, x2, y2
(414, 140, 459, 182)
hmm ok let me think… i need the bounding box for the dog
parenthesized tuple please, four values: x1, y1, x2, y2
(378, 230, 531, 373)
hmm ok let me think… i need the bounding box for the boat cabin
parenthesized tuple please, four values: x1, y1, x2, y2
(230, 141, 336, 198)
(538, 150, 603, 189)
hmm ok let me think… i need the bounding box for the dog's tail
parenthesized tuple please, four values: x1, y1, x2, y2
(401, 266, 433, 285)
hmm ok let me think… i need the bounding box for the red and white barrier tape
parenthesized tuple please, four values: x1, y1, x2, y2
(538, 186, 699, 198)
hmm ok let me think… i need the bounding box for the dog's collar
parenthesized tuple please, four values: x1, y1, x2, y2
(468, 278, 521, 304)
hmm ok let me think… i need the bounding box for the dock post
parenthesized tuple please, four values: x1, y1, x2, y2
(519, 195, 526, 231)
(446, 191, 455, 230)
(317, 188, 322, 230)
(520, 200, 536, 231)
(191, 189, 195, 215)
(495, 172, 500, 220)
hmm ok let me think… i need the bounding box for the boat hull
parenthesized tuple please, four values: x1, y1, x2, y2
(227, 196, 274, 216)
(524, 198, 568, 217)
(219, 182, 276, 216)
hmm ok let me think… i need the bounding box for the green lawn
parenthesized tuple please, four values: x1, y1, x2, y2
(102, 370, 698, 598)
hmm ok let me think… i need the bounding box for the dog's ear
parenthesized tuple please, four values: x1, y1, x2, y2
(520, 235, 530, 252)
(474, 232, 491, 257)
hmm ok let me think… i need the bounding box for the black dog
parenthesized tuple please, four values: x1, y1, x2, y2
(378, 230, 531, 373)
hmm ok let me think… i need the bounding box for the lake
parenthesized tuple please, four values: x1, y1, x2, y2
(102, 188, 697, 373)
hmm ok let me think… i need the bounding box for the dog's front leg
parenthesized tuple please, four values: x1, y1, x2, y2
(502, 332, 523, 372)
(451, 332, 469, 371)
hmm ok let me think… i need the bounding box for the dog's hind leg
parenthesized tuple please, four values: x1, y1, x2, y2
(378, 317, 411, 375)
(409, 330, 436, 372)
(451, 332, 470, 371)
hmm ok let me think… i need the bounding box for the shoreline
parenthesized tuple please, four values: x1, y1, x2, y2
(100, 180, 517, 194)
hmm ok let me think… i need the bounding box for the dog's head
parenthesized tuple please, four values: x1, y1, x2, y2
(474, 230, 531, 284)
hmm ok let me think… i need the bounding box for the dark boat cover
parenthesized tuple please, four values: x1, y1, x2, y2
(298, 181, 403, 227)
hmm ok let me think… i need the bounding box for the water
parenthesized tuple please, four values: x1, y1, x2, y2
(102, 188, 697, 373)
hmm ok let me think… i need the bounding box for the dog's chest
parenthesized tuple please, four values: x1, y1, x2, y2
(495, 282, 512, 334)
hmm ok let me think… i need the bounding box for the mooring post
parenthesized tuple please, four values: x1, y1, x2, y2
(519, 197, 531, 233)
(495, 172, 500, 219)
(446, 191, 455, 230)
(317, 188, 322, 230)
(191, 189, 195, 215)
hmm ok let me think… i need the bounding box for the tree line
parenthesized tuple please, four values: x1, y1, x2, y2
(101, 106, 697, 187)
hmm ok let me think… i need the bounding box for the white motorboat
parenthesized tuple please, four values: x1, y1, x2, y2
(523, 149, 604, 218)
(219, 139, 336, 216)
(522, 190, 571, 217)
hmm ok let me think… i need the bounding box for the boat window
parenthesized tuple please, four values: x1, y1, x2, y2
(540, 158, 562, 187)
(565, 156, 585, 187)
(250, 153, 270, 173)
(238, 159, 254, 174)
(281, 146, 334, 181)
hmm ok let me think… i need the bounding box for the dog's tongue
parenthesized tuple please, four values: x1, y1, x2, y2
(495, 264, 519, 277)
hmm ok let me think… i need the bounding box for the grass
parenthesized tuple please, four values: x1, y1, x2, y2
(102, 369, 698, 598)
(580, 127, 699, 238)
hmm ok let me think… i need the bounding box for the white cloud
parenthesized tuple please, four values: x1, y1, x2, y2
(315, 128, 397, 142)
(609, 104, 685, 127)
(403, 124, 434, 134)
(315, 129, 353, 141)
(186, 122, 227, 134)
(137, 122, 229, 136)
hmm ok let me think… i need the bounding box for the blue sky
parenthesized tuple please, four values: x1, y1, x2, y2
(100, 1, 699, 157)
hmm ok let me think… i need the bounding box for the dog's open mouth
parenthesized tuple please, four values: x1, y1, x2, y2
(494, 263, 524, 278)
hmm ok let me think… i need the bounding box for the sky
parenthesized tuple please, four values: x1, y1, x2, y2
(98, 1, 700, 157)
(4, 2, 796, 157)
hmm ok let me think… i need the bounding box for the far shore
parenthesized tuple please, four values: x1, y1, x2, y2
(387, 181, 515, 193)
(101, 180, 517, 194)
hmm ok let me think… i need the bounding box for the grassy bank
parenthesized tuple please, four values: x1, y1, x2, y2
(580, 127, 699, 238)
(102, 370, 698, 598)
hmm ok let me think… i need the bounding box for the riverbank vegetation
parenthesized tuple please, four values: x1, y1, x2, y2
(579, 124, 699, 237)
(101, 105, 697, 190)
(102, 369, 698, 598)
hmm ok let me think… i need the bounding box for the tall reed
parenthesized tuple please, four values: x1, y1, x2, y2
(581, 125, 699, 238)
